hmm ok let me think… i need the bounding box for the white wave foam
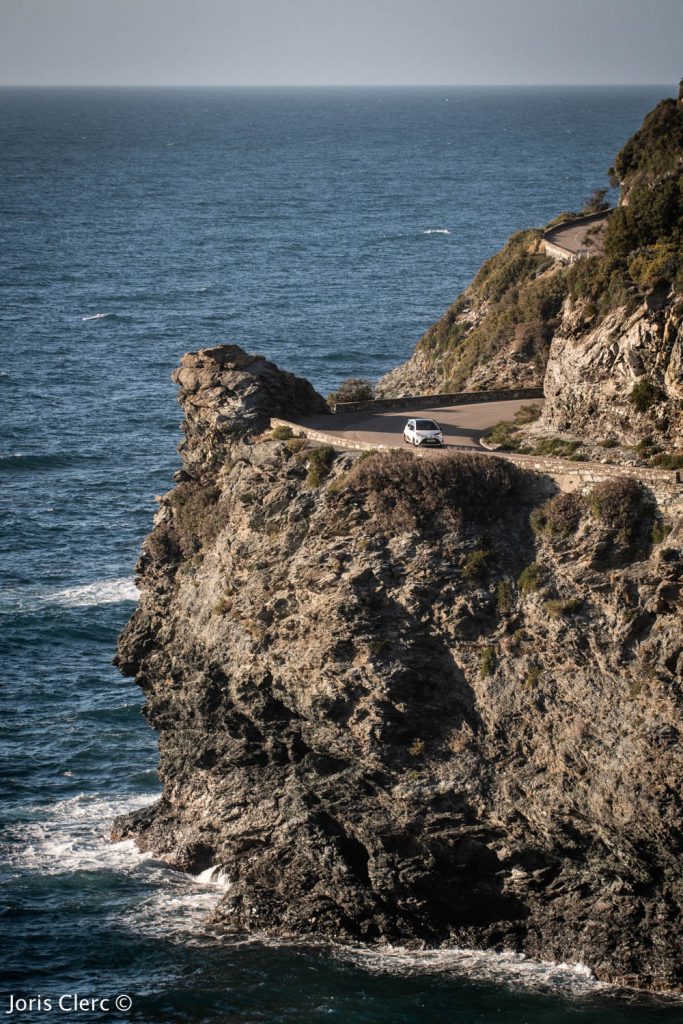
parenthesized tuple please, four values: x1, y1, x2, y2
(48, 577, 140, 607)
(82, 312, 113, 321)
(118, 882, 225, 944)
(423, 228, 451, 235)
(195, 865, 232, 890)
(6, 793, 156, 875)
(0, 370, 8, 378)
(8, 791, 227, 942)
(339, 944, 602, 995)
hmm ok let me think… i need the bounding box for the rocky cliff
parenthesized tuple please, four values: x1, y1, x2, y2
(378, 90, 683, 455)
(115, 344, 683, 993)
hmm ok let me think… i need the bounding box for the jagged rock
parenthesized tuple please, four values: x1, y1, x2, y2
(114, 348, 683, 994)
(171, 344, 328, 474)
(541, 298, 683, 446)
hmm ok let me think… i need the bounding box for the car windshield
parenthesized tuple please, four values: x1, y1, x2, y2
(415, 420, 439, 430)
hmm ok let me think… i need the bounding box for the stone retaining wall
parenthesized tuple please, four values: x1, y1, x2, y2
(333, 386, 544, 415)
(540, 239, 580, 263)
(540, 209, 612, 263)
(269, 417, 683, 513)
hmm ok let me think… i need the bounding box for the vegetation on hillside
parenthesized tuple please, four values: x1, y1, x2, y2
(404, 94, 683, 391)
(415, 230, 566, 389)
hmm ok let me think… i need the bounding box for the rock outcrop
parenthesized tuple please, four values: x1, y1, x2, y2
(115, 344, 683, 993)
(541, 297, 683, 447)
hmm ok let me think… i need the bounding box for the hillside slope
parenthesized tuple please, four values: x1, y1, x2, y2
(378, 89, 683, 449)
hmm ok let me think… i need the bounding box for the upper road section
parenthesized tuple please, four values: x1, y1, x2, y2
(299, 397, 544, 451)
(541, 210, 611, 262)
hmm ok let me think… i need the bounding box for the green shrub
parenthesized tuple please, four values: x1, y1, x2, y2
(598, 438, 619, 449)
(213, 596, 233, 616)
(306, 445, 336, 488)
(531, 492, 584, 536)
(590, 477, 645, 530)
(485, 421, 518, 447)
(343, 449, 522, 536)
(326, 473, 349, 495)
(525, 665, 541, 687)
(170, 482, 223, 557)
(582, 188, 610, 214)
(650, 451, 683, 470)
(514, 403, 542, 425)
(286, 437, 308, 453)
(518, 562, 543, 594)
(480, 646, 496, 677)
(531, 437, 582, 458)
(589, 476, 655, 553)
(271, 424, 294, 440)
(462, 546, 490, 581)
(496, 579, 514, 613)
(328, 378, 374, 407)
(630, 378, 663, 413)
(628, 240, 681, 291)
(544, 597, 583, 618)
(651, 520, 672, 545)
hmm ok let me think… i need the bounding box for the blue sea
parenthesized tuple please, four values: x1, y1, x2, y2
(2, 85, 682, 1023)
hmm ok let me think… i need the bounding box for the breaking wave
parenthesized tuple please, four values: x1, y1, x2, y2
(5, 793, 156, 875)
(47, 577, 140, 607)
(1, 577, 139, 613)
(338, 943, 603, 996)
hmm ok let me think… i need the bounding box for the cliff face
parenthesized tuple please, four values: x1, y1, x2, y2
(116, 345, 683, 993)
(378, 92, 683, 455)
(541, 297, 683, 447)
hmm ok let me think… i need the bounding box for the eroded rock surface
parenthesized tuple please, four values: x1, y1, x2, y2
(541, 297, 683, 447)
(115, 345, 683, 993)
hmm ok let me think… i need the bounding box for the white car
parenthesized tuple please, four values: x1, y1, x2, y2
(403, 418, 444, 447)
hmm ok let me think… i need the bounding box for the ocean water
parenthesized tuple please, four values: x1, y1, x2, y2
(2, 85, 682, 1023)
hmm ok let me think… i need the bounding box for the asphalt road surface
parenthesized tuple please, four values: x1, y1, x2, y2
(544, 213, 609, 256)
(299, 397, 544, 451)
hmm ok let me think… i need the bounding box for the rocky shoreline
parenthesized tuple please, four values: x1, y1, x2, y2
(114, 344, 683, 994)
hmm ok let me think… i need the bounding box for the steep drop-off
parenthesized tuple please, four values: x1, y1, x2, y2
(115, 345, 683, 993)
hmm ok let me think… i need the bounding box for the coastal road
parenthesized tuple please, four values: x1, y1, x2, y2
(543, 212, 609, 258)
(299, 397, 544, 451)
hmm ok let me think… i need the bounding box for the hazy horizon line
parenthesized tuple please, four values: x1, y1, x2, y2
(0, 81, 672, 90)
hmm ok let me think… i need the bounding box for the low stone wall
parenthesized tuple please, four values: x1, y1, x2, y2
(269, 417, 683, 513)
(494, 450, 682, 513)
(333, 386, 544, 415)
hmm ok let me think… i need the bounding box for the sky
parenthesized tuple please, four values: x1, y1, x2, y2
(0, 0, 680, 87)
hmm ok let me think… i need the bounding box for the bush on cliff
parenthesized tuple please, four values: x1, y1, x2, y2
(630, 378, 664, 413)
(170, 482, 224, 557)
(343, 449, 521, 535)
(306, 445, 337, 487)
(518, 562, 543, 594)
(328, 378, 374, 408)
(589, 476, 655, 556)
(531, 492, 585, 536)
(650, 451, 683, 470)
